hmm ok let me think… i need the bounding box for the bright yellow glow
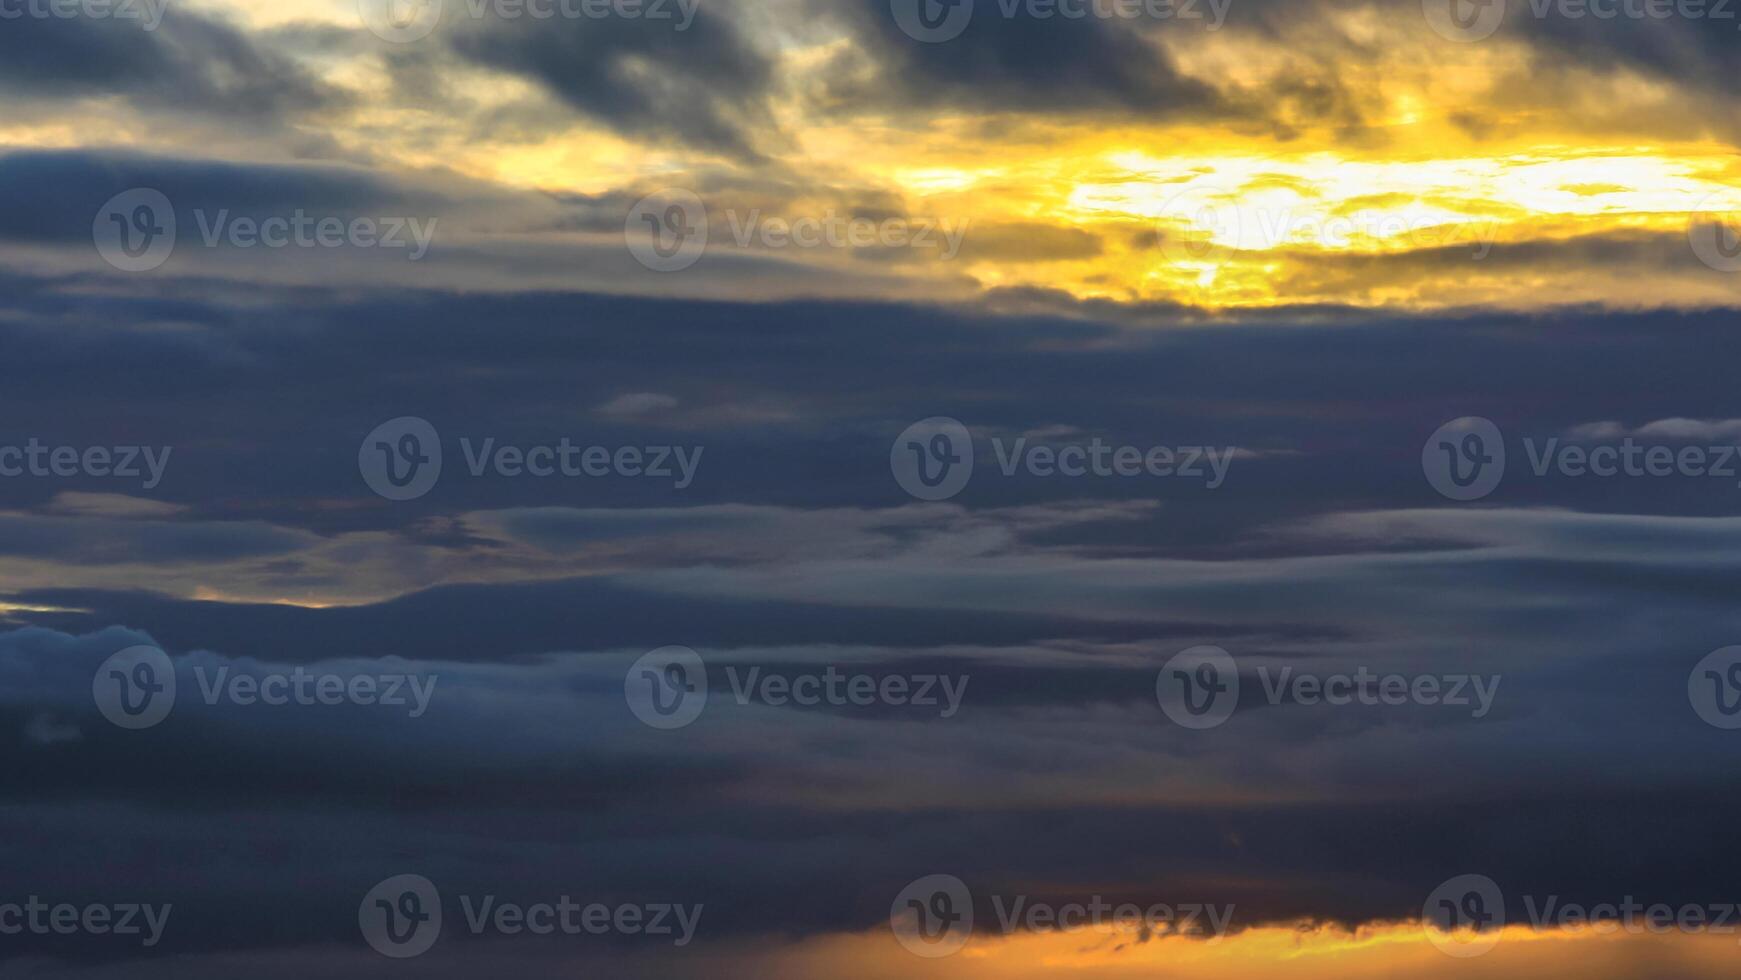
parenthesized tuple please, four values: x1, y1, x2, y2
(24, 0, 1741, 312)
(724, 921, 1741, 979)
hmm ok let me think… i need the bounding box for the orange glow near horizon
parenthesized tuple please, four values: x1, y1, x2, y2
(722, 920, 1741, 979)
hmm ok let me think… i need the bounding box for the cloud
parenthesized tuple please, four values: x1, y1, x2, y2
(813, 0, 1226, 118)
(445, 5, 779, 157)
(0, 6, 339, 121)
(1567, 418, 1741, 443)
(43, 492, 188, 519)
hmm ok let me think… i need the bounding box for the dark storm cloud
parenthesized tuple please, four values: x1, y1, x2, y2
(1247, 0, 1741, 130)
(3, 742, 1739, 962)
(817, 0, 1226, 117)
(4, 166, 1741, 968)
(0, 150, 466, 245)
(1492, 0, 1741, 85)
(3, 608, 1738, 963)
(444, 7, 778, 158)
(0, 7, 337, 120)
(0, 513, 306, 565)
(1, 200, 1740, 531)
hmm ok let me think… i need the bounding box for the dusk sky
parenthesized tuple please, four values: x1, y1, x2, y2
(3, 0, 1741, 976)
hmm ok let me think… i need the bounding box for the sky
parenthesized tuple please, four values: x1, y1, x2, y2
(2, 0, 1741, 976)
